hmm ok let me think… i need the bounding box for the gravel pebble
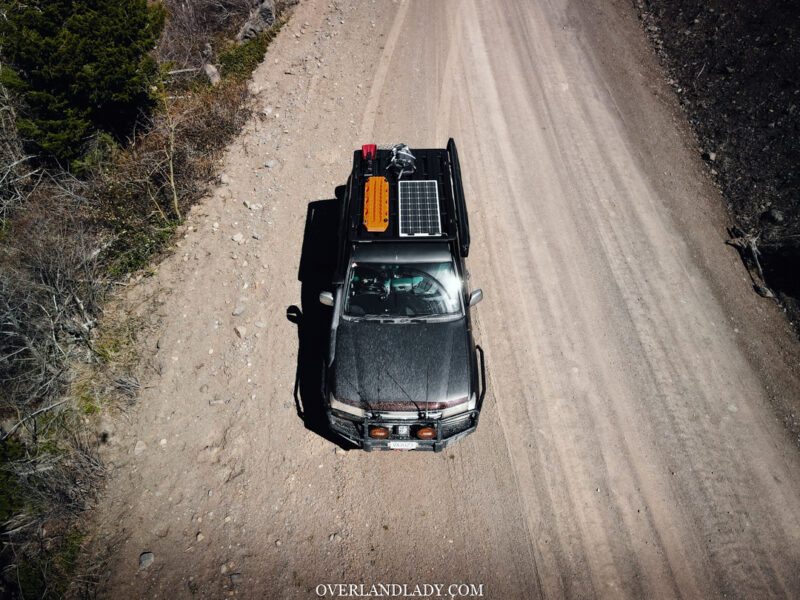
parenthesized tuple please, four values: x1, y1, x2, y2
(139, 552, 154, 569)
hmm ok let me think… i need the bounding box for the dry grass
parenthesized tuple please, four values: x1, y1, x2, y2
(0, 6, 288, 597)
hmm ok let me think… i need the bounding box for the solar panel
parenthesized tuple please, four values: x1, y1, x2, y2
(398, 180, 442, 237)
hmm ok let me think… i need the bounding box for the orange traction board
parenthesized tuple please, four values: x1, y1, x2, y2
(363, 176, 389, 232)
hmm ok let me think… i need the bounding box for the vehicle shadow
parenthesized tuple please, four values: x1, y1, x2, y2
(286, 191, 354, 449)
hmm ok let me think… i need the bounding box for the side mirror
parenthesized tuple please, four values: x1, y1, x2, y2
(468, 289, 483, 307)
(319, 291, 334, 307)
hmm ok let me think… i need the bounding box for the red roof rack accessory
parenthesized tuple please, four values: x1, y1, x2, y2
(361, 144, 377, 160)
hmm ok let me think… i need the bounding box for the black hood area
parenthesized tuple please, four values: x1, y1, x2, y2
(333, 318, 471, 410)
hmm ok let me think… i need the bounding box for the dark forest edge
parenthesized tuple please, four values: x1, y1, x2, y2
(0, 1, 292, 597)
(635, 0, 800, 328)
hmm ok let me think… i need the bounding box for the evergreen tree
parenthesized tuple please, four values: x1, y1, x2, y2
(0, 0, 165, 167)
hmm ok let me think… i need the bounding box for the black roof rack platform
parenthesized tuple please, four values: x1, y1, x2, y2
(335, 140, 470, 281)
(340, 139, 469, 246)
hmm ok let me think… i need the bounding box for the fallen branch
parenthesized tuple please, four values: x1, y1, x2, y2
(727, 230, 775, 298)
(166, 67, 199, 75)
(160, 91, 182, 222)
(1, 399, 68, 441)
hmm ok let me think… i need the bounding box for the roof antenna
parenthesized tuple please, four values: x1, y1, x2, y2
(388, 143, 416, 179)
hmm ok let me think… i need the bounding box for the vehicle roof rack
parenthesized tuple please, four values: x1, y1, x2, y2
(335, 139, 470, 282)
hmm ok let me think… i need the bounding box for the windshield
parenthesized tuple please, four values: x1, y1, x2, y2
(344, 261, 462, 319)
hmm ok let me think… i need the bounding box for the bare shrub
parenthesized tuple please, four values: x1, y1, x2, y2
(1, 426, 103, 598)
(0, 200, 106, 414)
(0, 3, 287, 596)
(0, 73, 38, 223)
(4, 426, 103, 531)
(0, 194, 109, 597)
(157, 0, 252, 69)
(93, 80, 249, 224)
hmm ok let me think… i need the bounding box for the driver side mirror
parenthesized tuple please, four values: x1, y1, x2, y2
(468, 289, 483, 307)
(319, 291, 334, 307)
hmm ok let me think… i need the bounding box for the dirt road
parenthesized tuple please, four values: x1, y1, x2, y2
(93, 0, 800, 598)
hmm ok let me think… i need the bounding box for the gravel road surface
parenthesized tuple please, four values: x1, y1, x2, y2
(92, 1, 800, 598)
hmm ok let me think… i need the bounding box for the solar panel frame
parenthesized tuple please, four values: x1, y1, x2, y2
(398, 180, 442, 237)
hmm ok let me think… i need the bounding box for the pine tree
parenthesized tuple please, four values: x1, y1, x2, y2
(0, 0, 165, 167)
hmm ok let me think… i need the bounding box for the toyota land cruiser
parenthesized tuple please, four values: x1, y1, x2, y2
(319, 140, 486, 451)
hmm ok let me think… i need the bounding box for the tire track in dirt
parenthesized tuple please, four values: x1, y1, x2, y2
(447, 0, 800, 597)
(359, 0, 410, 141)
(540, 11, 800, 591)
(92, 0, 800, 598)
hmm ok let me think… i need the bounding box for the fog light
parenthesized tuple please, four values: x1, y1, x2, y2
(416, 427, 435, 439)
(369, 427, 389, 439)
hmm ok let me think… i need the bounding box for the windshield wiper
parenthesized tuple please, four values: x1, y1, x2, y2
(348, 314, 453, 323)
(390, 316, 429, 323)
(416, 313, 460, 322)
(344, 313, 386, 321)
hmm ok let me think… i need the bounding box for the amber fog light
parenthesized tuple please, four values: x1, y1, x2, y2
(416, 427, 435, 440)
(369, 427, 389, 439)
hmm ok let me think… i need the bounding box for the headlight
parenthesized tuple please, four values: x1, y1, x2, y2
(440, 393, 476, 418)
(330, 394, 366, 417)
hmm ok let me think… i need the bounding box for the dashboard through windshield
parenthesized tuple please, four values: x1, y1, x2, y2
(344, 261, 462, 319)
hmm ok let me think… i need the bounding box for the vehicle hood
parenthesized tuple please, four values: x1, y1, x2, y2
(333, 318, 471, 411)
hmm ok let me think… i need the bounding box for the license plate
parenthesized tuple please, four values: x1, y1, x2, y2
(388, 440, 418, 450)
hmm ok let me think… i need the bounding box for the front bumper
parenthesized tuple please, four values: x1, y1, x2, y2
(328, 409, 480, 452)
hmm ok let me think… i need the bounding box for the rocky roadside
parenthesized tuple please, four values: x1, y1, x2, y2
(635, 0, 800, 326)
